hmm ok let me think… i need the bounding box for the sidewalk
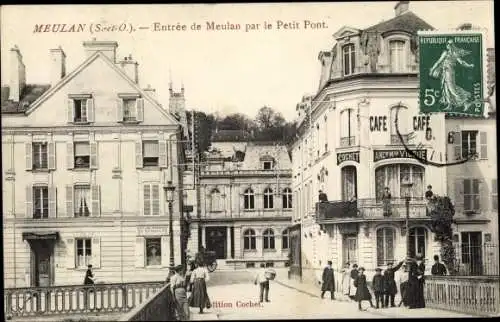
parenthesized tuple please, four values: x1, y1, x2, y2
(274, 274, 474, 318)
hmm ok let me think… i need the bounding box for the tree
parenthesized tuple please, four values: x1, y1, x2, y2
(187, 110, 216, 157)
(429, 196, 458, 275)
(218, 113, 255, 132)
(255, 105, 285, 129)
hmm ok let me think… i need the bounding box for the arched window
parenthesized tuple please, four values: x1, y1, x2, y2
(264, 188, 274, 209)
(243, 229, 256, 250)
(409, 227, 427, 259)
(376, 227, 396, 266)
(390, 106, 410, 143)
(341, 166, 357, 201)
(389, 40, 406, 73)
(282, 229, 289, 249)
(375, 164, 425, 200)
(210, 188, 222, 212)
(282, 188, 292, 209)
(244, 188, 255, 210)
(263, 228, 275, 250)
(342, 44, 356, 76)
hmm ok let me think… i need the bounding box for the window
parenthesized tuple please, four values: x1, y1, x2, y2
(263, 228, 275, 250)
(74, 142, 90, 169)
(324, 116, 328, 153)
(76, 238, 92, 268)
(74, 185, 91, 217)
(343, 235, 358, 265)
(210, 188, 222, 212)
(454, 131, 487, 160)
(461, 131, 478, 159)
(390, 106, 410, 144)
(341, 166, 357, 201)
(243, 229, 256, 250)
(389, 40, 406, 73)
(264, 188, 274, 209)
(409, 227, 427, 259)
(492, 179, 498, 210)
(282, 229, 289, 249)
(342, 44, 356, 76)
(463, 179, 480, 212)
(33, 186, 48, 219)
(74, 99, 88, 123)
(340, 109, 355, 147)
(123, 98, 137, 121)
(145, 238, 162, 266)
(143, 141, 159, 167)
(144, 184, 160, 216)
(244, 188, 255, 210)
(263, 161, 273, 170)
(32, 143, 48, 170)
(282, 188, 292, 209)
(375, 164, 425, 200)
(376, 227, 395, 266)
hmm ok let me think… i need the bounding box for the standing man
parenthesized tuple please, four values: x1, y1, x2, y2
(254, 263, 270, 303)
(318, 190, 328, 202)
(321, 261, 335, 300)
(349, 264, 359, 300)
(431, 255, 447, 276)
(425, 185, 434, 216)
(383, 260, 405, 308)
(372, 268, 384, 309)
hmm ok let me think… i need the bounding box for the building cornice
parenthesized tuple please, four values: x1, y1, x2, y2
(1, 124, 180, 135)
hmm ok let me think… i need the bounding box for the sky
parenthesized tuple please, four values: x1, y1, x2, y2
(1, 1, 495, 121)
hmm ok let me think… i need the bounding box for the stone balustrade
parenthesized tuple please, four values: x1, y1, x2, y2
(118, 284, 176, 321)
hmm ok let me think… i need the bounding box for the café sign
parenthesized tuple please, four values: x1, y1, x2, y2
(337, 151, 360, 165)
(373, 149, 427, 162)
(137, 226, 169, 236)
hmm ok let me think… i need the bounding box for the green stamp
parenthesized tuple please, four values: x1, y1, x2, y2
(418, 33, 484, 116)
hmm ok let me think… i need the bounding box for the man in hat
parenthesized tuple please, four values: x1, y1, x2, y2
(318, 190, 328, 203)
(84, 264, 95, 285)
(383, 260, 405, 308)
(254, 263, 270, 303)
(354, 267, 374, 311)
(431, 255, 447, 276)
(321, 261, 335, 300)
(170, 265, 190, 321)
(372, 268, 384, 309)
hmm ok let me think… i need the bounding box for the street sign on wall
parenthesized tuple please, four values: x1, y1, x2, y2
(418, 31, 485, 116)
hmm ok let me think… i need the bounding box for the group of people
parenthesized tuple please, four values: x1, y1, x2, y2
(322, 254, 440, 311)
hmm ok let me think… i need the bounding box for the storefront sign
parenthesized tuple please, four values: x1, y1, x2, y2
(373, 149, 427, 162)
(137, 226, 168, 236)
(413, 115, 431, 131)
(369, 116, 388, 131)
(337, 151, 360, 165)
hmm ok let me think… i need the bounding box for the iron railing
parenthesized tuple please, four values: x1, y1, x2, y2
(340, 136, 356, 147)
(451, 244, 499, 276)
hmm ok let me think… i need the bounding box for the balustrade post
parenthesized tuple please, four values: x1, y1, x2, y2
(122, 285, 128, 311)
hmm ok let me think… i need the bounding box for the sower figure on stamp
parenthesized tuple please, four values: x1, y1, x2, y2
(254, 263, 270, 303)
(372, 268, 384, 309)
(321, 261, 335, 300)
(354, 267, 374, 311)
(383, 260, 405, 308)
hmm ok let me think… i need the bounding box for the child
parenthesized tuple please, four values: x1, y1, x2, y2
(354, 267, 374, 311)
(372, 268, 384, 309)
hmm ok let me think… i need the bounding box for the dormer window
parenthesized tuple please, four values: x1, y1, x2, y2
(263, 161, 274, 170)
(342, 44, 356, 76)
(389, 40, 406, 73)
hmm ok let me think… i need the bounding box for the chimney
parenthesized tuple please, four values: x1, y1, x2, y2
(9, 45, 26, 102)
(119, 55, 139, 83)
(394, 1, 410, 16)
(143, 84, 156, 99)
(457, 23, 473, 30)
(50, 46, 66, 86)
(82, 38, 118, 62)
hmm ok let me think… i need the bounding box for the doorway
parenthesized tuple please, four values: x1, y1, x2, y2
(341, 166, 358, 201)
(342, 234, 358, 265)
(461, 232, 483, 275)
(205, 227, 227, 259)
(30, 240, 54, 287)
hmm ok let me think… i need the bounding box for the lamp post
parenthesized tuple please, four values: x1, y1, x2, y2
(165, 181, 176, 269)
(401, 182, 413, 261)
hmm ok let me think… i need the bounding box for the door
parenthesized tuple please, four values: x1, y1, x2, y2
(33, 241, 53, 287)
(343, 235, 358, 265)
(461, 232, 483, 275)
(341, 166, 357, 201)
(205, 227, 227, 259)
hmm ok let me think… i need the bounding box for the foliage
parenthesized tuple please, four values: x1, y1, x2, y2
(429, 196, 458, 275)
(187, 110, 215, 157)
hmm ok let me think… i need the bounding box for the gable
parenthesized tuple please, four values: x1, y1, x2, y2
(333, 26, 361, 40)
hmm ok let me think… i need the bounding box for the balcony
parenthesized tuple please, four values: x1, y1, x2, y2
(200, 208, 293, 220)
(340, 136, 356, 147)
(316, 198, 428, 222)
(390, 134, 410, 145)
(200, 169, 291, 178)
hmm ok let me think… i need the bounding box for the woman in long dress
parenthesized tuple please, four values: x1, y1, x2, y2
(349, 264, 359, 299)
(341, 263, 351, 300)
(429, 39, 475, 111)
(189, 261, 211, 313)
(354, 267, 374, 311)
(407, 255, 426, 309)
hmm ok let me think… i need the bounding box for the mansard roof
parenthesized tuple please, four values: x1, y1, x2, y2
(362, 11, 434, 35)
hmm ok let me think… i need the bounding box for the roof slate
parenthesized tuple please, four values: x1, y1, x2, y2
(362, 11, 434, 35)
(1, 84, 51, 114)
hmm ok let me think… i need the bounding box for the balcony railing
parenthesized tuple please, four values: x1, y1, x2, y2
(451, 244, 499, 276)
(340, 136, 356, 147)
(391, 134, 409, 144)
(201, 208, 293, 219)
(4, 281, 164, 319)
(118, 284, 176, 321)
(316, 198, 428, 221)
(200, 169, 291, 177)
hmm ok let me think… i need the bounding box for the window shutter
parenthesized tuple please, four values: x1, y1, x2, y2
(90, 142, 98, 169)
(159, 141, 167, 168)
(136, 98, 144, 122)
(143, 184, 151, 216)
(479, 132, 487, 159)
(66, 238, 76, 269)
(453, 132, 462, 160)
(454, 179, 465, 214)
(492, 179, 498, 210)
(116, 98, 123, 122)
(152, 184, 160, 216)
(87, 98, 95, 123)
(25, 143, 32, 170)
(66, 185, 74, 217)
(478, 179, 486, 213)
(135, 141, 143, 168)
(25, 186, 33, 218)
(48, 186, 57, 218)
(67, 99, 74, 123)
(92, 238, 101, 268)
(67, 142, 74, 169)
(135, 237, 145, 268)
(161, 236, 169, 267)
(48, 142, 56, 170)
(91, 185, 101, 217)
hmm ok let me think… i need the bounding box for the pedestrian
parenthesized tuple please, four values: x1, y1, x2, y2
(189, 261, 211, 314)
(354, 267, 374, 311)
(425, 185, 434, 216)
(321, 261, 335, 300)
(318, 190, 328, 202)
(407, 254, 426, 309)
(185, 260, 196, 292)
(83, 264, 95, 285)
(382, 187, 392, 216)
(397, 263, 409, 307)
(170, 265, 190, 321)
(383, 260, 405, 308)
(372, 268, 384, 309)
(254, 263, 270, 303)
(349, 264, 359, 300)
(341, 262, 351, 300)
(431, 255, 447, 276)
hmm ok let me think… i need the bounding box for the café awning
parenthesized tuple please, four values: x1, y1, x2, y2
(22, 231, 60, 241)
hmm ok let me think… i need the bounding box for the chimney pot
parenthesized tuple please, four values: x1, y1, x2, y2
(83, 39, 118, 62)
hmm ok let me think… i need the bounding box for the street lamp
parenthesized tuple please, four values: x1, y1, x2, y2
(401, 181, 413, 261)
(165, 181, 176, 269)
